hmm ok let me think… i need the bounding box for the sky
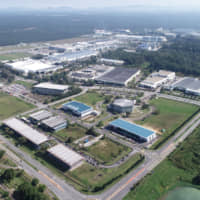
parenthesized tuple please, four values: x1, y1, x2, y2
(0, 0, 200, 10)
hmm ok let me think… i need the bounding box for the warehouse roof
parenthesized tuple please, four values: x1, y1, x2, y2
(142, 76, 165, 84)
(172, 77, 200, 91)
(100, 58, 124, 64)
(112, 99, 133, 107)
(109, 119, 155, 138)
(34, 82, 69, 91)
(96, 67, 139, 85)
(42, 116, 66, 128)
(4, 118, 48, 145)
(29, 110, 53, 121)
(158, 70, 175, 76)
(47, 144, 84, 167)
(63, 101, 92, 113)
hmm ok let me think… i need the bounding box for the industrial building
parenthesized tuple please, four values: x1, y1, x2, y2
(140, 70, 175, 89)
(47, 144, 84, 171)
(171, 77, 200, 96)
(9, 60, 62, 74)
(4, 118, 48, 147)
(62, 101, 93, 117)
(96, 67, 140, 86)
(29, 110, 53, 124)
(41, 116, 67, 132)
(108, 119, 156, 143)
(109, 99, 134, 113)
(99, 58, 125, 66)
(33, 82, 69, 95)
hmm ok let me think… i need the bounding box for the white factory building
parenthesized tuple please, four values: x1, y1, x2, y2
(9, 59, 62, 74)
(33, 82, 69, 95)
(29, 110, 53, 124)
(47, 144, 84, 171)
(4, 118, 48, 148)
(99, 58, 125, 66)
(109, 99, 134, 113)
(140, 70, 175, 89)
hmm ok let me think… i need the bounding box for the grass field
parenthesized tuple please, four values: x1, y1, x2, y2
(70, 153, 143, 193)
(54, 125, 87, 142)
(0, 93, 35, 120)
(124, 126, 200, 200)
(137, 98, 199, 148)
(74, 91, 105, 106)
(0, 52, 31, 61)
(14, 80, 34, 89)
(86, 138, 131, 165)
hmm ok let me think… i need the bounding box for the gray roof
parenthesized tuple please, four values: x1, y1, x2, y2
(96, 67, 139, 85)
(47, 144, 84, 167)
(42, 116, 67, 128)
(173, 77, 200, 91)
(34, 82, 69, 91)
(29, 110, 53, 121)
(4, 118, 48, 145)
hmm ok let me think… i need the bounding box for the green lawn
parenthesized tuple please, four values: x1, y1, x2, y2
(0, 52, 31, 61)
(137, 98, 199, 148)
(14, 80, 34, 89)
(54, 125, 87, 142)
(74, 91, 105, 106)
(86, 138, 131, 165)
(70, 153, 143, 193)
(124, 126, 200, 200)
(0, 93, 35, 120)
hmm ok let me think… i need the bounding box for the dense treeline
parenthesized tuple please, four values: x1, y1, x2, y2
(103, 37, 200, 76)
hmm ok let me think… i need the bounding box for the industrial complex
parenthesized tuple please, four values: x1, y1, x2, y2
(4, 118, 49, 147)
(47, 144, 84, 171)
(62, 101, 94, 117)
(108, 119, 156, 142)
(33, 82, 69, 95)
(96, 67, 140, 86)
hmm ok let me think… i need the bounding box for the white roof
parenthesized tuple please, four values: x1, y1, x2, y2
(113, 99, 133, 107)
(34, 82, 69, 91)
(158, 70, 175, 76)
(10, 60, 57, 73)
(4, 118, 48, 145)
(29, 110, 53, 121)
(47, 144, 84, 167)
(142, 76, 165, 84)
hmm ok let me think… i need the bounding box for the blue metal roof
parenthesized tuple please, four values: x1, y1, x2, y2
(109, 119, 155, 138)
(63, 101, 92, 114)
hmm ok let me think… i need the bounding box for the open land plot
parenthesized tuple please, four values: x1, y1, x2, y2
(54, 125, 87, 143)
(137, 98, 199, 148)
(70, 153, 144, 193)
(14, 80, 34, 89)
(0, 93, 35, 120)
(0, 52, 31, 61)
(85, 138, 131, 165)
(74, 91, 105, 106)
(124, 126, 200, 200)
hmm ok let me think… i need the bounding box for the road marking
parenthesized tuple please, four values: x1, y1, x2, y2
(162, 143, 174, 154)
(106, 168, 145, 200)
(38, 170, 64, 192)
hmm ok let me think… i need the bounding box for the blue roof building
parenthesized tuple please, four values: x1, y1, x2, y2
(62, 101, 93, 117)
(109, 119, 156, 142)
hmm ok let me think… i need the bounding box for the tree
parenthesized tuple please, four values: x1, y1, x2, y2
(1, 168, 15, 183)
(0, 150, 5, 160)
(31, 178, 39, 186)
(38, 184, 46, 193)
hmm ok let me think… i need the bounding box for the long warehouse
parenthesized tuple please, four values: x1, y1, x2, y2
(47, 144, 84, 171)
(108, 118, 156, 142)
(4, 118, 48, 147)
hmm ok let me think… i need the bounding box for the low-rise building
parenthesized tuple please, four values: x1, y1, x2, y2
(109, 99, 134, 113)
(108, 118, 156, 143)
(41, 116, 67, 132)
(62, 101, 93, 117)
(99, 58, 125, 66)
(4, 118, 48, 148)
(33, 82, 69, 95)
(29, 110, 53, 124)
(47, 144, 84, 171)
